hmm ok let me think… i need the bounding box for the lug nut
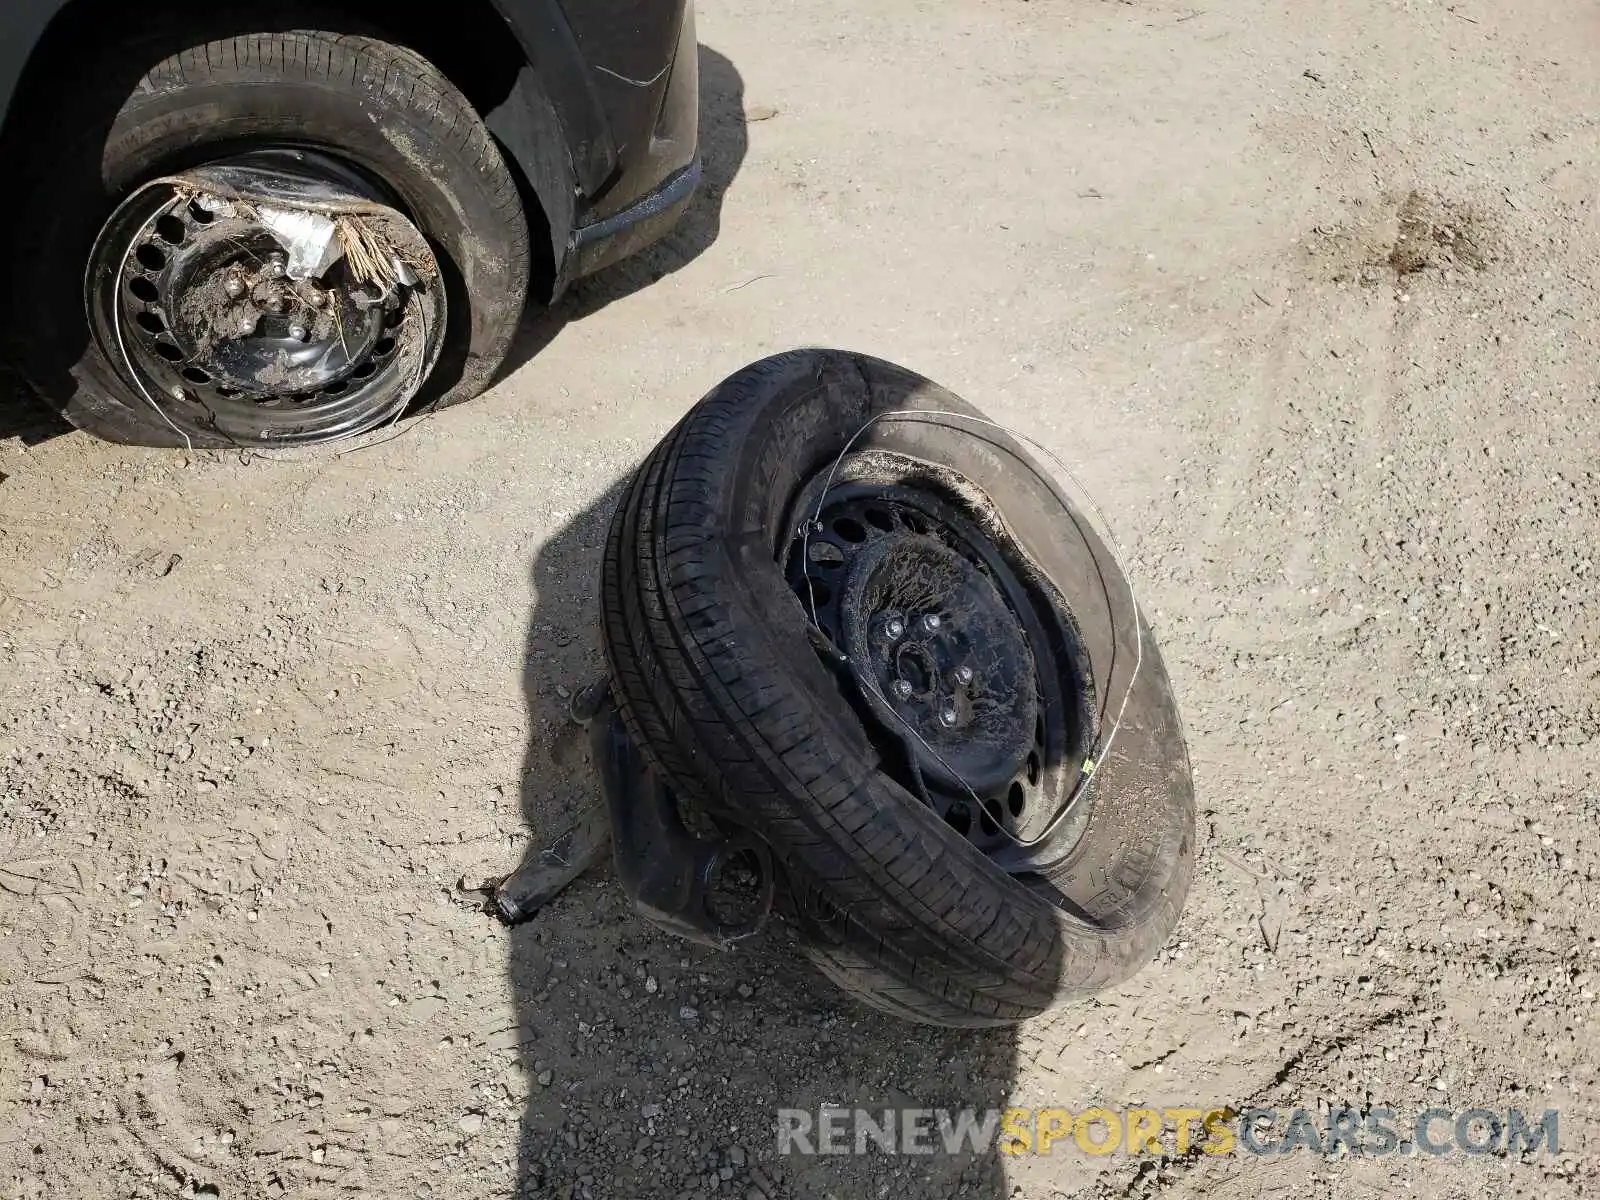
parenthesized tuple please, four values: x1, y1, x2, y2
(891, 679, 913, 700)
(264, 253, 286, 278)
(938, 707, 958, 728)
(955, 665, 974, 685)
(288, 324, 309, 342)
(885, 617, 905, 640)
(168, 385, 185, 402)
(923, 613, 942, 633)
(309, 290, 328, 308)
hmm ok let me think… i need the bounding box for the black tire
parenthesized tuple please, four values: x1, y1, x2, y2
(3, 27, 529, 447)
(600, 349, 1195, 1026)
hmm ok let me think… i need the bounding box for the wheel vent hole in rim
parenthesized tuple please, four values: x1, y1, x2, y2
(188, 201, 216, 225)
(129, 276, 160, 303)
(155, 214, 187, 246)
(807, 579, 833, 606)
(373, 336, 396, 358)
(1008, 782, 1026, 816)
(216, 385, 239, 398)
(1027, 752, 1040, 786)
(135, 244, 166, 271)
(945, 803, 972, 836)
(153, 340, 183, 363)
(323, 380, 350, 396)
(135, 311, 165, 335)
(808, 540, 845, 568)
(832, 517, 867, 543)
(181, 367, 211, 385)
(865, 508, 894, 532)
(351, 361, 377, 380)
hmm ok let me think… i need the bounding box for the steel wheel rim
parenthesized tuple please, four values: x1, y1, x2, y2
(85, 147, 446, 446)
(785, 473, 1100, 872)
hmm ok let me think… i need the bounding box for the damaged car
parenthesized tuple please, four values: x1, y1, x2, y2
(0, 0, 700, 447)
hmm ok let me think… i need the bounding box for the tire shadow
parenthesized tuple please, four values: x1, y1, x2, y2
(495, 44, 749, 379)
(0, 369, 73, 445)
(509, 487, 1018, 1199)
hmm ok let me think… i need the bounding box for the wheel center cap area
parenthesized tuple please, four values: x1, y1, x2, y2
(838, 531, 1038, 795)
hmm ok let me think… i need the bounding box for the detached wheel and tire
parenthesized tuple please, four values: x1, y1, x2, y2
(8, 29, 528, 447)
(600, 349, 1195, 1027)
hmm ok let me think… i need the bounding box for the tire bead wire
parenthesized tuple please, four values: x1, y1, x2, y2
(798, 409, 1144, 853)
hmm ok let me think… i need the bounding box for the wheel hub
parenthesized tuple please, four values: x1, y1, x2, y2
(838, 532, 1037, 795)
(786, 481, 1097, 865)
(157, 223, 388, 396)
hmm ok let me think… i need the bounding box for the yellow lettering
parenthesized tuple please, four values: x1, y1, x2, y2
(997, 1108, 1033, 1156)
(1036, 1108, 1073, 1154)
(1165, 1108, 1204, 1154)
(1201, 1108, 1236, 1155)
(1073, 1107, 1121, 1156)
(1126, 1107, 1164, 1154)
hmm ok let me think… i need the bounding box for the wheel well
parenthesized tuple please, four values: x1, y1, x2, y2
(0, 0, 556, 286)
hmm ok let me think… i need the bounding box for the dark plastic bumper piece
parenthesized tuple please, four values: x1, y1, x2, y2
(568, 158, 702, 280)
(493, 678, 773, 949)
(591, 691, 774, 949)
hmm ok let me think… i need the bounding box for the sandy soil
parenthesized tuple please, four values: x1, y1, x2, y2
(3, 0, 1598, 1197)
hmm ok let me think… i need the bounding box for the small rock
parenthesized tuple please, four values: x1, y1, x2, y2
(459, 1111, 485, 1135)
(679, 1006, 699, 1023)
(537, 1070, 554, 1087)
(736, 984, 753, 999)
(745, 103, 780, 122)
(728, 1146, 746, 1167)
(642, 1103, 663, 1120)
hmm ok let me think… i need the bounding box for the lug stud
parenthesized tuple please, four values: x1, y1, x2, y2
(938, 707, 958, 728)
(891, 679, 913, 700)
(923, 613, 942, 633)
(885, 617, 905, 640)
(955, 665, 974, 685)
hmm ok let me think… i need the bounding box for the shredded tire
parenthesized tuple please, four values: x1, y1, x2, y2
(600, 349, 1195, 1027)
(4, 26, 528, 446)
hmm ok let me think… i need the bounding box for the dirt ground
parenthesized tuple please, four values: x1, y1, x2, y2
(3, 0, 1598, 1197)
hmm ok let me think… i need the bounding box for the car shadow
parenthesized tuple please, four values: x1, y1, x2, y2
(495, 44, 749, 380)
(507, 486, 1019, 1199)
